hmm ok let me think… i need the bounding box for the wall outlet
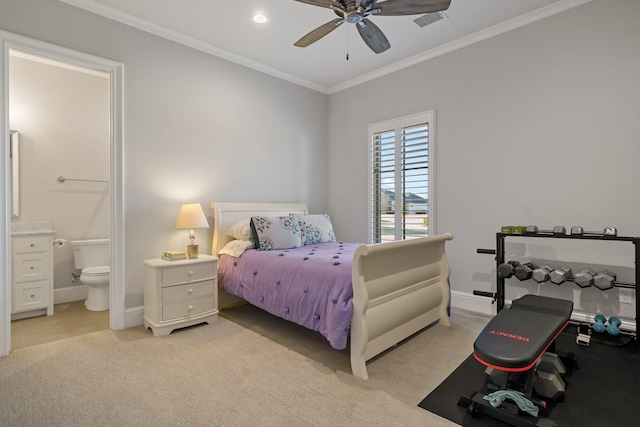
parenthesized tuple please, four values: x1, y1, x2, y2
(619, 288, 634, 304)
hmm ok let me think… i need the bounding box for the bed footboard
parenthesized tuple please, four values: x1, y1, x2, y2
(350, 233, 453, 379)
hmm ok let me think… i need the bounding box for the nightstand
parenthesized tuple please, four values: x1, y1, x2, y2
(143, 254, 218, 337)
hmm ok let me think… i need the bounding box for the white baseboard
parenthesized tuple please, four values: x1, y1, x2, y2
(125, 306, 144, 329)
(54, 285, 88, 304)
(56, 289, 637, 334)
(451, 290, 636, 332)
(53, 287, 144, 330)
(450, 290, 496, 316)
(570, 309, 636, 333)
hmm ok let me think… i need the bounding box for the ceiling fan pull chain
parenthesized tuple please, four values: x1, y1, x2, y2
(346, 24, 350, 61)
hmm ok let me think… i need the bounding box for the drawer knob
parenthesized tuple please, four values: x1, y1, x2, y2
(188, 305, 194, 311)
(30, 243, 35, 247)
(30, 266, 35, 270)
(188, 288, 194, 294)
(188, 270, 194, 276)
(30, 294, 35, 298)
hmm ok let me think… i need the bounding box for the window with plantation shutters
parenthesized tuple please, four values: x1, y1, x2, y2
(368, 111, 434, 243)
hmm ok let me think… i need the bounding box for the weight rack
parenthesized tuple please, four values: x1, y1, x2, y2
(484, 232, 639, 343)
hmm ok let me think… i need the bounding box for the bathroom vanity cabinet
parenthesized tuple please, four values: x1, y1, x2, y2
(143, 254, 218, 337)
(11, 232, 55, 319)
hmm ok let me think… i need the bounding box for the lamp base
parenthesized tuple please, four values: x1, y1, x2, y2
(186, 244, 199, 259)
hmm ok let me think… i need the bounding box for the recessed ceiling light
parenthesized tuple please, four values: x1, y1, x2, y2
(253, 14, 267, 24)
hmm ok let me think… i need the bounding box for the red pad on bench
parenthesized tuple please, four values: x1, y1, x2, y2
(474, 295, 573, 372)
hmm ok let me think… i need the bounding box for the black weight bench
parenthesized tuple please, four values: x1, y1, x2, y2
(458, 295, 576, 427)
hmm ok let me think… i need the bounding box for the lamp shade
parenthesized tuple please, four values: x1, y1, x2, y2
(175, 203, 209, 230)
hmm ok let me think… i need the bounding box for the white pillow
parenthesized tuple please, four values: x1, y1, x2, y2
(227, 219, 252, 240)
(296, 214, 336, 245)
(219, 239, 255, 257)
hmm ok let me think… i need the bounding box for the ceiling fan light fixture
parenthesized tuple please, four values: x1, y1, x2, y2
(344, 11, 363, 24)
(253, 14, 268, 24)
(294, 0, 452, 54)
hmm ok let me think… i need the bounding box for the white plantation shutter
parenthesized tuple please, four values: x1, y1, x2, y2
(368, 111, 434, 243)
(370, 128, 395, 242)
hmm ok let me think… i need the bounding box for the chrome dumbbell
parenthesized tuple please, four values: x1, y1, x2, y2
(532, 265, 554, 283)
(549, 267, 573, 285)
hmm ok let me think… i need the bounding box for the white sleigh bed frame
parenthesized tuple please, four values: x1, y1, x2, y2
(211, 202, 453, 379)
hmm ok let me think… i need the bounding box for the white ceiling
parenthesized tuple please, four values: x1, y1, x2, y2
(59, 0, 591, 93)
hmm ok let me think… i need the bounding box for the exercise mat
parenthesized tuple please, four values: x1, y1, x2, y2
(418, 326, 639, 426)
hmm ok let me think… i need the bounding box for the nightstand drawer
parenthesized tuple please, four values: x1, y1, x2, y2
(162, 263, 214, 285)
(162, 296, 215, 321)
(13, 236, 51, 254)
(162, 280, 214, 303)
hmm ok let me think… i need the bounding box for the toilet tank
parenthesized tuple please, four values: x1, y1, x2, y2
(70, 239, 110, 269)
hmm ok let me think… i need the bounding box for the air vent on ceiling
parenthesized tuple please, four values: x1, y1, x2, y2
(413, 12, 446, 28)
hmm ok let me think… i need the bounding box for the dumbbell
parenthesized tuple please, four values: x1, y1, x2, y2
(497, 261, 521, 278)
(574, 269, 596, 288)
(592, 314, 607, 333)
(532, 265, 554, 283)
(607, 317, 621, 336)
(593, 270, 617, 290)
(549, 267, 573, 285)
(538, 352, 566, 375)
(593, 315, 622, 335)
(534, 353, 566, 401)
(570, 226, 618, 237)
(514, 262, 540, 281)
(526, 225, 567, 235)
(534, 368, 566, 401)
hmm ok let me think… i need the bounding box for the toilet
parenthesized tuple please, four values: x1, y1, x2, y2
(70, 239, 110, 311)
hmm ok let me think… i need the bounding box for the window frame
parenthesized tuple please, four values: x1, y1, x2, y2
(367, 110, 436, 243)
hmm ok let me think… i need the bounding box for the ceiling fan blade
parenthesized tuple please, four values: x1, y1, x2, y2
(294, 18, 345, 47)
(356, 18, 390, 54)
(293, 0, 343, 9)
(372, 0, 451, 16)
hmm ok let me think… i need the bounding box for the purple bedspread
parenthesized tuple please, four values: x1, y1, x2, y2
(218, 242, 358, 350)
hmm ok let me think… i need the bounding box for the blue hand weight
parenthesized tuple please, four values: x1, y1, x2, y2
(606, 317, 621, 336)
(592, 314, 607, 333)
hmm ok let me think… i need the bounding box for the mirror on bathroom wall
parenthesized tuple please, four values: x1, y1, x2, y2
(10, 130, 19, 219)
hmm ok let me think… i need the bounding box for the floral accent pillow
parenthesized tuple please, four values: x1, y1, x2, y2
(296, 214, 336, 245)
(250, 215, 302, 250)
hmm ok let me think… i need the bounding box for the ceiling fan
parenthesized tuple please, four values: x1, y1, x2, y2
(293, 0, 452, 54)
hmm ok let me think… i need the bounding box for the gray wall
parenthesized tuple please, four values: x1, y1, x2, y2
(1, 0, 329, 308)
(328, 0, 640, 322)
(2, 0, 638, 325)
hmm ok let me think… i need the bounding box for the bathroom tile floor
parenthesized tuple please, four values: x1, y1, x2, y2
(11, 300, 109, 350)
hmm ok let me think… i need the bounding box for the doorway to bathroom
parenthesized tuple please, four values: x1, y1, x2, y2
(1, 31, 125, 357)
(9, 50, 110, 347)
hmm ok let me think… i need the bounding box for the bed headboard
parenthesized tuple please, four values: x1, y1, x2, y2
(210, 202, 308, 256)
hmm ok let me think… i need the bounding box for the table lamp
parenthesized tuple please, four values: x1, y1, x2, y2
(175, 203, 209, 258)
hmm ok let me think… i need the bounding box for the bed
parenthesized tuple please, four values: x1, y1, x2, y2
(211, 202, 453, 379)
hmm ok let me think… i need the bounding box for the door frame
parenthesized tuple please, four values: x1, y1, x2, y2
(0, 30, 125, 356)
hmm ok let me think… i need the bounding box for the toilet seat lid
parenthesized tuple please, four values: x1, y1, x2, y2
(82, 266, 110, 276)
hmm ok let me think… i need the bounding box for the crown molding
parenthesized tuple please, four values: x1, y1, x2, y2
(59, 0, 329, 93)
(328, 0, 593, 93)
(60, 0, 592, 95)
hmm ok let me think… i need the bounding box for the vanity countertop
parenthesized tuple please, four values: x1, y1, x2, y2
(11, 221, 57, 236)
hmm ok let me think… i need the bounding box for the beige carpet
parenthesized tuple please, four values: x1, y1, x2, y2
(0, 306, 489, 426)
